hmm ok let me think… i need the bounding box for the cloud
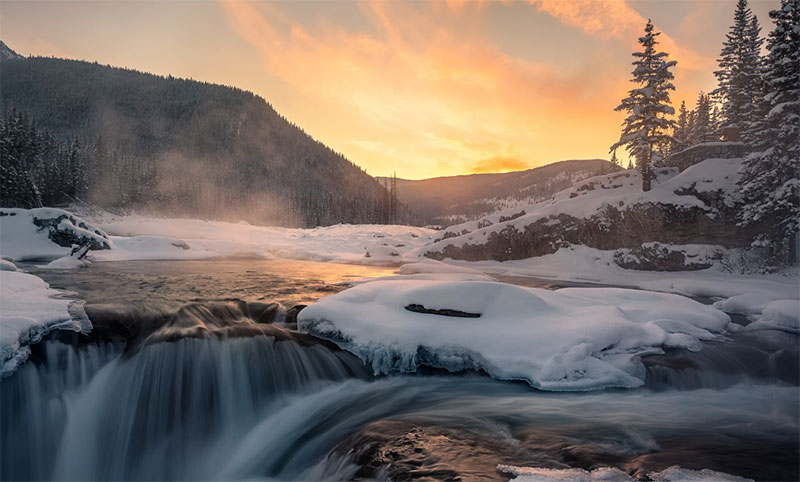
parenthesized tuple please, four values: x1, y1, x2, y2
(470, 155, 530, 173)
(218, 0, 702, 178)
(526, 0, 713, 72)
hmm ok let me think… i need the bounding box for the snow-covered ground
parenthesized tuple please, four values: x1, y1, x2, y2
(298, 279, 732, 390)
(426, 158, 741, 251)
(0, 260, 89, 377)
(81, 214, 435, 264)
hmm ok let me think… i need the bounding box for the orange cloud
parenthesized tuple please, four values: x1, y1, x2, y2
(526, 0, 713, 72)
(218, 0, 702, 178)
(470, 156, 530, 173)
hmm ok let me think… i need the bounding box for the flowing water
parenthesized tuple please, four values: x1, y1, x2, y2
(2, 259, 798, 481)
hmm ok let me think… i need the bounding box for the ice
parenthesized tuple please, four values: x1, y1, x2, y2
(298, 280, 732, 391)
(0, 270, 89, 377)
(497, 464, 752, 482)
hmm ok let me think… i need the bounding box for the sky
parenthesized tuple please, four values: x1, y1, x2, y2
(0, 0, 777, 179)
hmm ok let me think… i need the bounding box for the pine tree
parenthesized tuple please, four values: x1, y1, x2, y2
(687, 92, 714, 144)
(714, 0, 764, 141)
(611, 20, 677, 191)
(673, 101, 690, 148)
(737, 0, 800, 263)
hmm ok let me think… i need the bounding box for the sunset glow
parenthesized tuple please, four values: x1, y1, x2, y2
(0, 0, 775, 178)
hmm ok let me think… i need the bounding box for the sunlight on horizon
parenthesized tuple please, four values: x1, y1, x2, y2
(0, 0, 776, 179)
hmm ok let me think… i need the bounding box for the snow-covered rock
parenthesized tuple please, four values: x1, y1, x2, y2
(713, 292, 773, 315)
(0, 270, 90, 377)
(0, 208, 110, 261)
(497, 464, 752, 482)
(298, 280, 732, 391)
(613, 243, 723, 271)
(745, 299, 799, 333)
(0, 259, 17, 271)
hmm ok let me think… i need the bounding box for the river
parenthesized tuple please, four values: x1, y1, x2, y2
(2, 259, 797, 481)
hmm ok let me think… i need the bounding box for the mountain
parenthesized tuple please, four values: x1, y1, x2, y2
(380, 159, 618, 227)
(0, 41, 22, 61)
(0, 47, 402, 227)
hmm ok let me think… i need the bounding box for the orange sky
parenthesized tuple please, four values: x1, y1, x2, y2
(0, 0, 777, 179)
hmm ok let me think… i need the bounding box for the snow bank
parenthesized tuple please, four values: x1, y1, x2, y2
(298, 280, 731, 391)
(497, 464, 751, 482)
(0, 269, 90, 377)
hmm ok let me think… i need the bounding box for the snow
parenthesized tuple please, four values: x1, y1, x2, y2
(40, 254, 91, 270)
(425, 157, 742, 254)
(745, 299, 799, 333)
(89, 214, 435, 264)
(0, 259, 17, 271)
(713, 292, 773, 315)
(0, 209, 435, 264)
(497, 464, 751, 482)
(0, 268, 89, 377)
(0, 208, 110, 261)
(451, 245, 798, 303)
(298, 279, 732, 391)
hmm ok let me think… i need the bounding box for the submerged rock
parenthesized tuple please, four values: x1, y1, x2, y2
(51, 300, 335, 355)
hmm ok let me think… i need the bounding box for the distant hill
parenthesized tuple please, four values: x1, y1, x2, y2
(380, 159, 618, 227)
(0, 48, 404, 227)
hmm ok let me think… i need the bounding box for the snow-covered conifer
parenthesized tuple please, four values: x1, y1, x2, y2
(714, 0, 764, 143)
(737, 0, 799, 263)
(611, 20, 677, 191)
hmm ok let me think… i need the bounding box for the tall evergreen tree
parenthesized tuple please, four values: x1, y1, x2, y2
(687, 92, 714, 144)
(737, 0, 800, 263)
(611, 20, 677, 191)
(714, 0, 764, 141)
(673, 100, 690, 147)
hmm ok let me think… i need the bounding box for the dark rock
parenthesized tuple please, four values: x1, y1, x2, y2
(31, 212, 111, 250)
(71, 300, 341, 356)
(405, 304, 481, 318)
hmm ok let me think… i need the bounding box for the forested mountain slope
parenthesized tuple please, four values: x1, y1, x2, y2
(0, 52, 402, 227)
(380, 159, 617, 227)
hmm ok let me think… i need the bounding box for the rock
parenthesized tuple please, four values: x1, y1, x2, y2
(613, 243, 721, 271)
(27, 208, 111, 250)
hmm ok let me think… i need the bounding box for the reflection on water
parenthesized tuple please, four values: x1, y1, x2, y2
(24, 258, 399, 307)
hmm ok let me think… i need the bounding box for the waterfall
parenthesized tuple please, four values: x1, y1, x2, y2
(1, 335, 373, 480)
